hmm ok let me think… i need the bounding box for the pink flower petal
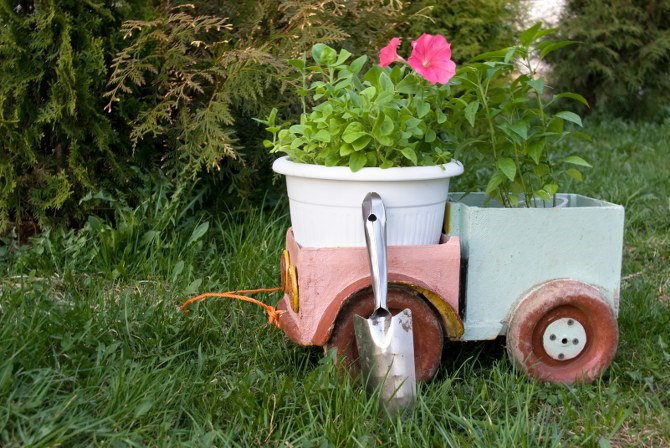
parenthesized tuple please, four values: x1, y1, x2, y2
(408, 33, 456, 85)
(378, 37, 402, 67)
(430, 60, 456, 84)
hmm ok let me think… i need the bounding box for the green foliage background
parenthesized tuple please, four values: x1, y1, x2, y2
(2, 0, 661, 235)
(0, 0, 154, 234)
(104, 1, 408, 213)
(549, 0, 670, 119)
(0, 0, 411, 235)
(400, 0, 527, 63)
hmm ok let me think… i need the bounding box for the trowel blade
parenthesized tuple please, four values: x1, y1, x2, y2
(354, 308, 416, 414)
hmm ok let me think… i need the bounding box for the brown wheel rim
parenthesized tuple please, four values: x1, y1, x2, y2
(327, 285, 444, 381)
(507, 279, 619, 384)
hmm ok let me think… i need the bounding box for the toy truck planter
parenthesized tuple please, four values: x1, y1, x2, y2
(276, 193, 625, 384)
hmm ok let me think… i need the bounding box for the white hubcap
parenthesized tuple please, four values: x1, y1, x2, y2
(542, 318, 587, 361)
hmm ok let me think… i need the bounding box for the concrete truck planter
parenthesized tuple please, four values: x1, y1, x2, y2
(263, 30, 626, 385)
(274, 192, 625, 384)
(272, 156, 464, 247)
(447, 192, 625, 382)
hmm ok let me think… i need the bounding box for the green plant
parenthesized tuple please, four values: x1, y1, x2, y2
(0, 0, 153, 234)
(105, 4, 284, 182)
(199, 0, 408, 57)
(549, 0, 670, 119)
(455, 23, 591, 207)
(104, 1, 411, 204)
(0, 1, 409, 235)
(261, 42, 466, 171)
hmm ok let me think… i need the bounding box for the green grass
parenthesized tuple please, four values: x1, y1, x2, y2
(1, 118, 669, 447)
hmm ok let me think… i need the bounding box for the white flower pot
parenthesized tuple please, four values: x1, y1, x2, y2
(272, 156, 464, 247)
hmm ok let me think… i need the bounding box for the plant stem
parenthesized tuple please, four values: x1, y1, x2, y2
(300, 52, 307, 114)
(477, 82, 497, 161)
(513, 143, 530, 207)
(526, 52, 555, 207)
(477, 78, 511, 207)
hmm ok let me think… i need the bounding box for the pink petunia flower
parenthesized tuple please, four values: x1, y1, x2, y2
(407, 34, 456, 85)
(378, 37, 402, 67)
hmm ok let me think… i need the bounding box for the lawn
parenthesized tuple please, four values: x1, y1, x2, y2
(1, 119, 669, 447)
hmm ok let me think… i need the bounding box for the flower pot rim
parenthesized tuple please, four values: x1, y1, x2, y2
(272, 156, 464, 182)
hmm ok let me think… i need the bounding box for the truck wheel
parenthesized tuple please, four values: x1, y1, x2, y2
(327, 285, 444, 381)
(507, 279, 618, 384)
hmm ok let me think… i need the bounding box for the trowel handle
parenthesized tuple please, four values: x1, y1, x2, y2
(362, 192, 388, 312)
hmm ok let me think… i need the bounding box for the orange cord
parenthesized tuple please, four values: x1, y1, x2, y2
(181, 287, 285, 328)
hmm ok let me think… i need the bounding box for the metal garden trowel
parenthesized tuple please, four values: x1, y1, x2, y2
(354, 192, 416, 415)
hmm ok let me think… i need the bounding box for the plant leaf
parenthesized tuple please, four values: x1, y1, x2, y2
(554, 92, 590, 108)
(184, 278, 203, 295)
(332, 49, 352, 66)
(314, 130, 331, 142)
(416, 101, 430, 118)
(288, 59, 305, 70)
(528, 139, 545, 164)
(465, 101, 479, 127)
(485, 171, 505, 195)
(571, 131, 593, 142)
(527, 78, 544, 94)
(540, 40, 577, 59)
(349, 152, 367, 172)
(339, 143, 354, 156)
(188, 222, 209, 245)
(373, 113, 394, 138)
(351, 135, 371, 151)
(497, 157, 517, 181)
(598, 437, 613, 448)
(396, 76, 418, 94)
(172, 260, 185, 280)
(509, 121, 528, 140)
(141, 230, 160, 246)
(564, 155, 592, 167)
(324, 152, 339, 166)
(470, 47, 510, 62)
(134, 399, 153, 418)
(544, 183, 559, 195)
(360, 86, 377, 100)
(289, 124, 307, 134)
(311, 43, 336, 65)
(378, 71, 394, 92)
(548, 116, 564, 133)
(342, 122, 367, 143)
(400, 147, 418, 165)
(349, 55, 367, 74)
(556, 111, 583, 127)
(436, 108, 447, 124)
(566, 168, 583, 181)
(504, 46, 517, 63)
(519, 22, 542, 46)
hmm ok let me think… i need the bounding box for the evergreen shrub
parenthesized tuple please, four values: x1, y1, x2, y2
(549, 0, 670, 119)
(400, 0, 527, 63)
(0, 0, 153, 235)
(0, 0, 405, 234)
(105, 1, 408, 204)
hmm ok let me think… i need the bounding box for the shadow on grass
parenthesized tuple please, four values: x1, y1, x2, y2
(433, 337, 508, 381)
